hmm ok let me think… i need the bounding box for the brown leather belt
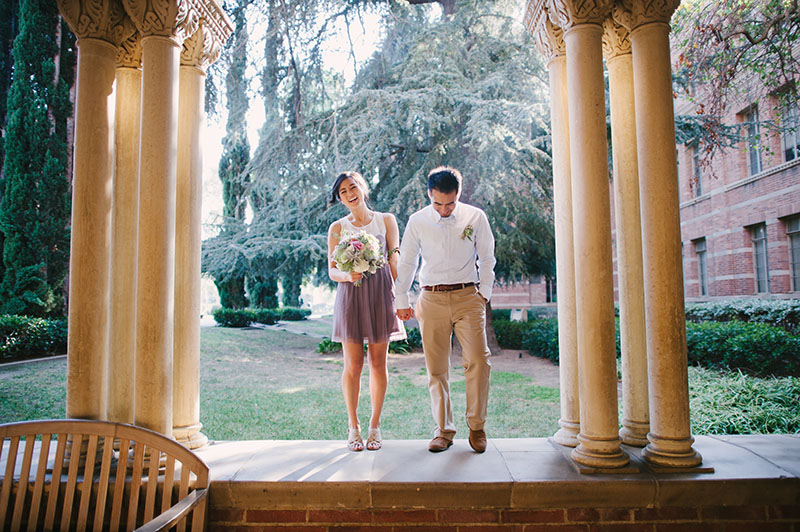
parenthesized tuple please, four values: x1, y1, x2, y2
(422, 282, 475, 292)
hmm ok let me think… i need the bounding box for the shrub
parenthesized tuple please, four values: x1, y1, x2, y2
(521, 318, 560, 364)
(212, 308, 253, 328)
(405, 326, 422, 348)
(491, 308, 512, 321)
(316, 337, 342, 353)
(0, 315, 67, 359)
(686, 321, 800, 377)
(689, 366, 800, 434)
(388, 340, 411, 354)
(252, 309, 280, 325)
(685, 299, 800, 333)
(280, 307, 311, 321)
(493, 319, 531, 349)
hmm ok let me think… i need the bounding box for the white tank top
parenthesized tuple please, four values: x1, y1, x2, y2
(339, 212, 386, 239)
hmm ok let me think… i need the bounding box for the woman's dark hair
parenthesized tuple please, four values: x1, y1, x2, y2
(330, 171, 369, 206)
(427, 166, 462, 194)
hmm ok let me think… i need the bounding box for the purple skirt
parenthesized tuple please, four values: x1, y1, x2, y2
(331, 263, 406, 344)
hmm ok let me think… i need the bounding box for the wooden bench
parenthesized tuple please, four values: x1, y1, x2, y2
(0, 419, 208, 531)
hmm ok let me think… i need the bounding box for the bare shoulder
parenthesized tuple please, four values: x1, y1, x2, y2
(380, 212, 398, 224)
(329, 219, 343, 235)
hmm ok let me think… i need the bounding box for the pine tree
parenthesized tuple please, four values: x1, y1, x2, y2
(0, 0, 73, 317)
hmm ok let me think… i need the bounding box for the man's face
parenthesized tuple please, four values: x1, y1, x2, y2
(429, 188, 459, 218)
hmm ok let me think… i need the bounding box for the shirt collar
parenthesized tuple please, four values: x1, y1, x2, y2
(434, 202, 460, 224)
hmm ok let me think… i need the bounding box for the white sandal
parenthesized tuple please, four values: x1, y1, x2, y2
(347, 426, 364, 452)
(366, 427, 382, 451)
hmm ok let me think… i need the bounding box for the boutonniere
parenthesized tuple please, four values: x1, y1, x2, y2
(461, 225, 474, 241)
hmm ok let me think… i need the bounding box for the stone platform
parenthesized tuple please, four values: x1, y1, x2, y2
(198, 434, 800, 530)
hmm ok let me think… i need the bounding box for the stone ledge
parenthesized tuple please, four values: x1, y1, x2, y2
(197, 434, 800, 511)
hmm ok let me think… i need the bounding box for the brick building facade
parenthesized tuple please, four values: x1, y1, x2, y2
(674, 92, 800, 302)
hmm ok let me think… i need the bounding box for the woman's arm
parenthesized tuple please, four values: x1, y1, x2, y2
(384, 213, 401, 280)
(328, 221, 362, 284)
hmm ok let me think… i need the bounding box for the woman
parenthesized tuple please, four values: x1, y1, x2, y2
(328, 171, 406, 451)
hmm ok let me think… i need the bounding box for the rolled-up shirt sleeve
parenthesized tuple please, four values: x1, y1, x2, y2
(475, 210, 496, 302)
(394, 217, 420, 309)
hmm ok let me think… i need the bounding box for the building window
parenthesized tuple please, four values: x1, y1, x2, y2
(751, 223, 770, 293)
(788, 217, 800, 291)
(695, 238, 708, 296)
(744, 106, 762, 175)
(783, 100, 800, 162)
(692, 145, 703, 196)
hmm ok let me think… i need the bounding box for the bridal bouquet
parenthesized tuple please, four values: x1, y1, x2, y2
(333, 230, 386, 287)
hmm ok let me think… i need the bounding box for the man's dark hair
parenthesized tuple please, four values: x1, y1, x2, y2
(427, 166, 462, 194)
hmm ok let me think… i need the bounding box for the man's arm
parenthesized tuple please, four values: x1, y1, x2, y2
(394, 216, 421, 315)
(475, 210, 496, 302)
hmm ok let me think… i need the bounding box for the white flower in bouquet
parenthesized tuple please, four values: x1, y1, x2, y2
(333, 230, 386, 286)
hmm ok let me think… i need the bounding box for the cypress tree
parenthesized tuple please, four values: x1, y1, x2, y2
(0, 0, 19, 286)
(215, 0, 249, 309)
(0, 0, 72, 317)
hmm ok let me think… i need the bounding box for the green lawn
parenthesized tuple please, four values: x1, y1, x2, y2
(1, 325, 797, 439)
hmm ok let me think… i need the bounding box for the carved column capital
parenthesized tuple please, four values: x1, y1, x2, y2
(527, 1, 566, 61)
(181, 21, 221, 70)
(548, 0, 614, 29)
(602, 16, 631, 59)
(195, 0, 234, 56)
(613, 0, 680, 31)
(117, 31, 143, 67)
(58, 0, 136, 46)
(122, 0, 198, 43)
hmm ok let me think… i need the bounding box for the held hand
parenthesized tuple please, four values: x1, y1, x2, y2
(396, 308, 414, 321)
(349, 271, 364, 284)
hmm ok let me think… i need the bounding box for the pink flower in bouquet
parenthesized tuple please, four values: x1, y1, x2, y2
(351, 240, 364, 251)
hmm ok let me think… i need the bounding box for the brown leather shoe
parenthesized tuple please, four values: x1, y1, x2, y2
(428, 436, 453, 452)
(469, 429, 487, 453)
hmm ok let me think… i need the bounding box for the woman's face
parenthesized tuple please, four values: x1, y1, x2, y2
(338, 177, 365, 210)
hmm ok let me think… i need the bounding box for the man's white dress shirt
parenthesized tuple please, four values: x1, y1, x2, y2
(394, 202, 496, 309)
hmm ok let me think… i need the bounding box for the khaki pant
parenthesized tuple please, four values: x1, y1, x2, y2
(415, 286, 491, 440)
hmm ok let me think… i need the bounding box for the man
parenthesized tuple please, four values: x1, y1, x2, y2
(395, 167, 496, 453)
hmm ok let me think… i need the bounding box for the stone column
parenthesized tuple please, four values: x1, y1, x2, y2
(108, 32, 141, 425)
(528, 5, 579, 447)
(173, 23, 221, 449)
(603, 18, 649, 447)
(58, 0, 128, 421)
(551, 0, 629, 469)
(617, 1, 703, 468)
(124, 0, 198, 436)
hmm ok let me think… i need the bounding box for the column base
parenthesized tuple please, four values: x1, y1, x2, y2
(174, 423, 209, 450)
(619, 419, 650, 447)
(571, 433, 630, 469)
(642, 432, 703, 468)
(553, 419, 580, 447)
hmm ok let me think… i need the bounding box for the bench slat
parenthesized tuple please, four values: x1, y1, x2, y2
(26, 433, 52, 532)
(60, 433, 84, 532)
(92, 435, 115, 532)
(43, 434, 67, 530)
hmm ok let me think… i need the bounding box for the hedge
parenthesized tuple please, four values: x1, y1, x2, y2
(212, 307, 312, 327)
(685, 321, 800, 377)
(279, 307, 311, 321)
(685, 299, 800, 333)
(0, 315, 67, 359)
(494, 316, 800, 377)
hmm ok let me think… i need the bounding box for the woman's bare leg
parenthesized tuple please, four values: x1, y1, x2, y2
(367, 342, 389, 429)
(342, 342, 365, 430)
